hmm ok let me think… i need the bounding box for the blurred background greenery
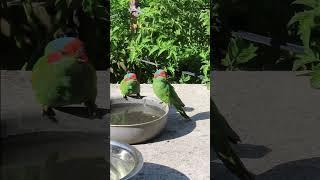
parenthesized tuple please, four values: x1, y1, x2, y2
(212, 0, 320, 88)
(0, 0, 109, 70)
(111, 0, 210, 84)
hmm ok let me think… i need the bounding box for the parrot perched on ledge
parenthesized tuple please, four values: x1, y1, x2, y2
(120, 72, 141, 99)
(211, 98, 254, 180)
(152, 69, 191, 120)
(31, 37, 97, 120)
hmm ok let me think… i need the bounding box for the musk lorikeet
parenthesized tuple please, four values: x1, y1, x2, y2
(152, 69, 191, 120)
(212, 98, 254, 180)
(31, 37, 97, 120)
(119, 72, 141, 99)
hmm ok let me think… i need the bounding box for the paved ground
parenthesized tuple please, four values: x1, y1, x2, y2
(0, 71, 109, 137)
(1, 71, 210, 179)
(1, 71, 109, 180)
(111, 84, 210, 180)
(212, 71, 320, 180)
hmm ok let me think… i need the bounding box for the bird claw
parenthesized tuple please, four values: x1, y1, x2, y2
(42, 108, 58, 123)
(85, 102, 98, 119)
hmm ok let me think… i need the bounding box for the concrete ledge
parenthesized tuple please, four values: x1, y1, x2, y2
(212, 71, 320, 179)
(1, 71, 109, 138)
(111, 84, 210, 179)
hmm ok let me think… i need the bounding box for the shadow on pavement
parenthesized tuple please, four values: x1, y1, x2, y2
(55, 106, 109, 119)
(145, 110, 209, 143)
(234, 144, 272, 159)
(213, 157, 320, 180)
(256, 157, 320, 180)
(212, 144, 271, 161)
(132, 162, 190, 180)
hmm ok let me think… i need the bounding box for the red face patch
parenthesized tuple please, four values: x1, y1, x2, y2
(154, 70, 167, 78)
(62, 38, 88, 63)
(125, 73, 137, 81)
(63, 39, 82, 55)
(48, 52, 63, 64)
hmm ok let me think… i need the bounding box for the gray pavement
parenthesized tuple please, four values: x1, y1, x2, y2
(1, 71, 109, 180)
(1, 71, 210, 179)
(212, 71, 320, 180)
(111, 84, 210, 180)
(0, 71, 108, 137)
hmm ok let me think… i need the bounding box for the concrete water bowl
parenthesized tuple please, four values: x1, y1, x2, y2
(110, 140, 144, 180)
(110, 96, 169, 144)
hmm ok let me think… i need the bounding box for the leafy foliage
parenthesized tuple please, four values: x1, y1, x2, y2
(111, 0, 210, 84)
(0, 0, 108, 70)
(289, 0, 320, 88)
(221, 37, 258, 71)
(288, 0, 320, 49)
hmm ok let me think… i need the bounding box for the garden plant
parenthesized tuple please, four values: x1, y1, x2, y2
(110, 0, 210, 84)
(0, 0, 108, 70)
(212, 0, 320, 89)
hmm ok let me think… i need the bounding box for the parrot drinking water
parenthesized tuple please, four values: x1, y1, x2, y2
(31, 37, 97, 120)
(152, 69, 191, 120)
(119, 72, 141, 99)
(212, 98, 254, 180)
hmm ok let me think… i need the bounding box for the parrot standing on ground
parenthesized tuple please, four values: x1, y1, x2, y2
(152, 69, 191, 120)
(119, 72, 141, 99)
(31, 37, 97, 120)
(212, 98, 254, 180)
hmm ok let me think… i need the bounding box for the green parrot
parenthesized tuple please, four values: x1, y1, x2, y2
(212, 98, 254, 180)
(32, 37, 97, 120)
(119, 72, 141, 99)
(152, 69, 191, 120)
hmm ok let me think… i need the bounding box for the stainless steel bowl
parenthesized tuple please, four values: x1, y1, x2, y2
(111, 140, 144, 180)
(110, 96, 169, 144)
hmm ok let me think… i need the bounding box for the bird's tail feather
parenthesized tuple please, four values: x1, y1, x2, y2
(217, 145, 255, 180)
(174, 104, 191, 120)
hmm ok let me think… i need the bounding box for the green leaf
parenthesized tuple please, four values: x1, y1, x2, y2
(149, 46, 159, 56)
(236, 43, 258, 64)
(222, 38, 258, 68)
(221, 54, 231, 67)
(293, 50, 320, 70)
(157, 48, 166, 56)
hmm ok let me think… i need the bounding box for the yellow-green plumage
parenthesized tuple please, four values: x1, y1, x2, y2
(32, 56, 97, 107)
(152, 77, 190, 120)
(212, 99, 254, 180)
(120, 79, 140, 97)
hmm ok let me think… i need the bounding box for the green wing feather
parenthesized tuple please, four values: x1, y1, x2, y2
(153, 78, 190, 120)
(212, 99, 254, 180)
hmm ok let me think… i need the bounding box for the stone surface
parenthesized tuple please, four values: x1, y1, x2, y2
(111, 84, 210, 180)
(1, 70, 109, 137)
(212, 71, 320, 180)
(1, 70, 109, 180)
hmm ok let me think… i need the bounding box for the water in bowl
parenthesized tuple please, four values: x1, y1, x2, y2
(110, 157, 133, 180)
(111, 103, 165, 125)
(1, 133, 106, 180)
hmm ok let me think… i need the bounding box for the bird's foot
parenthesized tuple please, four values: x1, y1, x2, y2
(85, 102, 97, 119)
(124, 95, 128, 100)
(42, 107, 57, 123)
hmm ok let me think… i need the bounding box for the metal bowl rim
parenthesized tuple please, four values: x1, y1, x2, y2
(111, 140, 144, 179)
(110, 96, 169, 127)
